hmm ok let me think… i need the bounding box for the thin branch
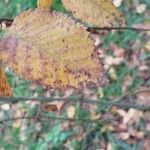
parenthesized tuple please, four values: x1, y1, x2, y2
(1, 18, 150, 32)
(101, 101, 150, 111)
(86, 27, 150, 33)
(0, 114, 110, 124)
(0, 96, 150, 111)
(0, 116, 34, 124)
(0, 95, 82, 103)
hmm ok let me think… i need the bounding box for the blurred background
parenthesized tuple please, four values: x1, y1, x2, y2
(0, 0, 150, 150)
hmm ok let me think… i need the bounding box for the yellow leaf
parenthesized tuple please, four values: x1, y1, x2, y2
(37, 0, 53, 8)
(12, 109, 24, 128)
(62, 0, 125, 27)
(0, 65, 11, 96)
(0, 9, 106, 90)
(108, 67, 117, 80)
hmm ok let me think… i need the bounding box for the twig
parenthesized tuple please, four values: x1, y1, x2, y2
(86, 27, 150, 33)
(0, 95, 82, 103)
(0, 114, 110, 124)
(101, 101, 150, 111)
(1, 18, 150, 32)
(0, 96, 150, 111)
(112, 79, 146, 103)
(0, 116, 35, 124)
(82, 99, 150, 111)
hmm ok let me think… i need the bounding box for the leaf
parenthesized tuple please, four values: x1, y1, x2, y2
(42, 103, 58, 112)
(67, 105, 75, 118)
(37, 0, 53, 8)
(0, 9, 106, 90)
(62, 0, 125, 27)
(0, 65, 11, 96)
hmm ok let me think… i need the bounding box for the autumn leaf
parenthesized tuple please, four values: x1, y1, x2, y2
(37, 0, 53, 8)
(0, 9, 106, 90)
(0, 65, 11, 96)
(62, 0, 125, 27)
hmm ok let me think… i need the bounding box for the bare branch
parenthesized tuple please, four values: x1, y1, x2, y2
(0, 114, 110, 124)
(1, 18, 150, 32)
(0, 95, 82, 103)
(87, 26, 150, 34)
(0, 96, 150, 111)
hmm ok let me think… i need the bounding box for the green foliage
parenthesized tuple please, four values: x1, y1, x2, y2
(27, 125, 71, 150)
(52, 0, 67, 13)
(75, 102, 90, 120)
(0, 0, 36, 18)
(45, 125, 71, 148)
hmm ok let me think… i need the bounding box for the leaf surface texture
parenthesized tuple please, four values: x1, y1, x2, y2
(0, 66, 11, 96)
(0, 9, 105, 90)
(62, 0, 125, 27)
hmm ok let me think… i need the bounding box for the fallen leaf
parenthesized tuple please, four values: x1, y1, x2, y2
(108, 67, 117, 80)
(123, 109, 143, 125)
(90, 112, 101, 120)
(136, 87, 150, 105)
(109, 43, 125, 58)
(116, 132, 130, 140)
(42, 101, 64, 112)
(12, 108, 25, 128)
(122, 75, 133, 93)
(136, 4, 146, 14)
(117, 108, 143, 125)
(1, 104, 10, 110)
(67, 105, 75, 118)
(42, 103, 58, 112)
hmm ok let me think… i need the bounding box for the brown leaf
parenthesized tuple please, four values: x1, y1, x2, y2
(42, 101, 64, 112)
(42, 103, 58, 112)
(62, 0, 125, 27)
(0, 9, 106, 90)
(136, 87, 150, 105)
(122, 75, 133, 93)
(0, 66, 11, 96)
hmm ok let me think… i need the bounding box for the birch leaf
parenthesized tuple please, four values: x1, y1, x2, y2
(0, 9, 106, 90)
(62, 0, 125, 27)
(0, 66, 11, 96)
